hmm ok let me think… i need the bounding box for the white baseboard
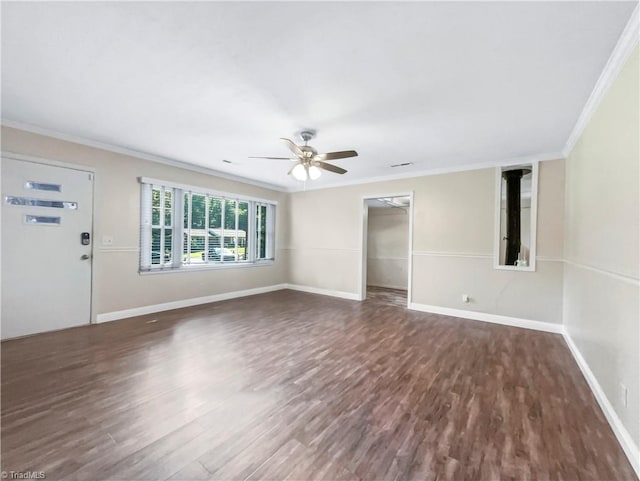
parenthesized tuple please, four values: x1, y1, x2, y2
(408, 302, 563, 334)
(284, 283, 360, 301)
(96, 283, 361, 323)
(95, 284, 288, 323)
(367, 283, 408, 291)
(94, 284, 637, 475)
(408, 300, 638, 474)
(562, 330, 640, 477)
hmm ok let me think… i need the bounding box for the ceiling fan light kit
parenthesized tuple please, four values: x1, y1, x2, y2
(291, 163, 308, 181)
(250, 130, 358, 182)
(308, 165, 322, 180)
(290, 163, 323, 182)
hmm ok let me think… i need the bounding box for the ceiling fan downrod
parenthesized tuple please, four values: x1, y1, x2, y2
(299, 130, 316, 145)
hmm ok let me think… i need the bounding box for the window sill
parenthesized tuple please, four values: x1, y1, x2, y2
(493, 264, 536, 272)
(139, 260, 275, 275)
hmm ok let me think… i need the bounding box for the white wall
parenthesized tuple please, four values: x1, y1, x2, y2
(287, 160, 565, 324)
(563, 44, 639, 451)
(2, 51, 637, 465)
(1, 126, 289, 319)
(366, 206, 409, 290)
(1, 127, 566, 329)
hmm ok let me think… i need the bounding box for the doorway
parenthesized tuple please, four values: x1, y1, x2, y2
(360, 193, 413, 307)
(1, 157, 94, 339)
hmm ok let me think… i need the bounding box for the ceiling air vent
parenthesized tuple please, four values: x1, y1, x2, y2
(390, 162, 413, 168)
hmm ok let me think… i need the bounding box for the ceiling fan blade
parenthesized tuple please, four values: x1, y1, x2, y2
(280, 138, 304, 158)
(316, 161, 347, 175)
(314, 150, 358, 161)
(248, 156, 294, 160)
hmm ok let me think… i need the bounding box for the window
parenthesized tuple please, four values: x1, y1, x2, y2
(493, 162, 538, 272)
(140, 178, 275, 272)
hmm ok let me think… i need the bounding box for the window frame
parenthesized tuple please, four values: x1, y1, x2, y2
(139, 177, 276, 273)
(493, 161, 538, 272)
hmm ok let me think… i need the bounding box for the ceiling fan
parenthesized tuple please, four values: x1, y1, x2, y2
(249, 130, 358, 181)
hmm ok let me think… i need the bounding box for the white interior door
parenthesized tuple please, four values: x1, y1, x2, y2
(1, 157, 94, 339)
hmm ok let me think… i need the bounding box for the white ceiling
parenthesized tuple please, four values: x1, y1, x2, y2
(1, 2, 636, 191)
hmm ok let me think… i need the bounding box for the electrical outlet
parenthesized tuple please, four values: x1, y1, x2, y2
(462, 294, 470, 303)
(102, 235, 114, 246)
(620, 383, 628, 408)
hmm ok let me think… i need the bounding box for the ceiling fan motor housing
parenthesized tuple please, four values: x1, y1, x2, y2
(299, 145, 317, 159)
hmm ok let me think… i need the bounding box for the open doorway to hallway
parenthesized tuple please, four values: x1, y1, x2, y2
(362, 195, 412, 307)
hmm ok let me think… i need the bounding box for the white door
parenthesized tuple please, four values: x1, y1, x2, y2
(1, 158, 94, 339)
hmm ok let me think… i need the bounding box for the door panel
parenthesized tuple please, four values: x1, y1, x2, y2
(1, 158, 94, 339)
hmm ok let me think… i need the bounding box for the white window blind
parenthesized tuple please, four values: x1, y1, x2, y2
(139, 178, 276, 272)
(255, 202, 275, 260)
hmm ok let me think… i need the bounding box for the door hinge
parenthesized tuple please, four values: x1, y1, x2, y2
(88, 173, 94, 181)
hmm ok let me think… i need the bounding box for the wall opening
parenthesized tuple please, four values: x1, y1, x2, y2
(360, 194, 413, 307)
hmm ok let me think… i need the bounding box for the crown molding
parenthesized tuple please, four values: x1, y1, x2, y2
(2, 118, 564, 194)
(1, 118, 288, 193)
(562, 5, 639, 158)
(285, 152, 564, 193)
(3, 7, 637, 193)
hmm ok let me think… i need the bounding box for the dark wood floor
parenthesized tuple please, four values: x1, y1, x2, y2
(367, 286, 408, 308)
(1, 289, 636, 481)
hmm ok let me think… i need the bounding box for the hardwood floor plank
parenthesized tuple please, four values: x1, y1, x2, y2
(1, 289, 636, 481)
(168, 460, 211, 481)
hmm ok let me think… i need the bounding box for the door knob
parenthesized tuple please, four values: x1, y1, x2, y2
(81, 254, 91, 260)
